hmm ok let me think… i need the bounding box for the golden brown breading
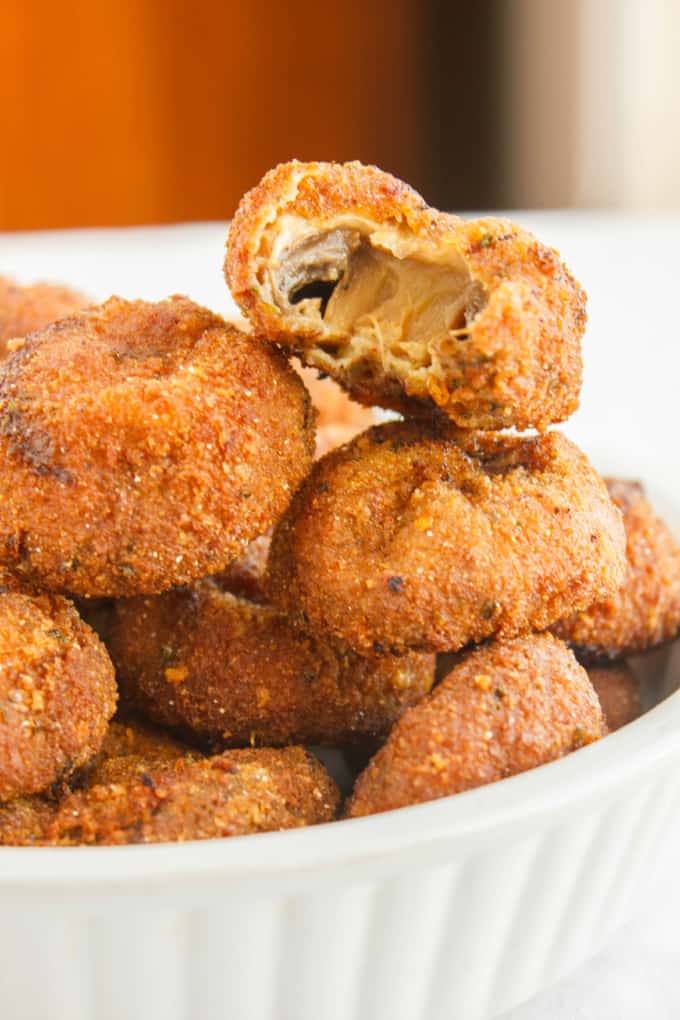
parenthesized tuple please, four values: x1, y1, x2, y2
(48, 747, 339, 845)
(108, 580, 435, 747)
(267, 421, 626, 654)
(0, 276, 88, 361)
(554, 480, 680, 659)
(588, 663, 641, 732)
(0, 719, 201, 844)
(97, 719, 187, 761)
(226, 160, 586, 431)
(85, 719, 200, 786)
(346, 634, 605, 817)
(0, 296, 315, 596)
(0, 591, 117, 800)
(0, 795, 55, 846)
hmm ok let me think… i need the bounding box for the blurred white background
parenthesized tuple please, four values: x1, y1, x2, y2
(504, 0, 680, 208)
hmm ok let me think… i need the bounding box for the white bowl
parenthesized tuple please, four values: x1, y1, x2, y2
(1, 217, 679, 1020)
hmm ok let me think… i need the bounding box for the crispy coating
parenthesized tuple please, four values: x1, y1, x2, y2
(226, 160, 586, 431)
(346, 634, 606, 817)
(0, 276, 88, 361)
(85, 719, 200, 786)
(97, 719, 187, 761)
(0, 720, 200, 844)
(588, 664, 641, 732)
(0, 591, 117, 800)
(47, 747, 339, 845)
(108, 580, 435, 747)
(267, 421, 626, 654)
(0, 296, 315, 596)
(554, 480, 680, 660)
(0, 795, 55, 846)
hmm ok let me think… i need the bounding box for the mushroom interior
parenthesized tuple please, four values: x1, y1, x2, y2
(266, 223, 487, 390)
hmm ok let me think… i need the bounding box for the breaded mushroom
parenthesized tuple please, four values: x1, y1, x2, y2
(0, 276, 88, 361)
(346, 634, 606, 817)
(554, 479, 680, 659)
(0, 591, 117, 800)
(226, 160, 586, 431)
(588, 663, 641, 732)
(108, 580, 435, 747)
(0, 296, 315, 596)
(48, 747, 339, 845)
(267, 421, 626, 654)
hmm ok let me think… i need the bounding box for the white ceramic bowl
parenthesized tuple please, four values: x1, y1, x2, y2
(1, 217, 679, 1020)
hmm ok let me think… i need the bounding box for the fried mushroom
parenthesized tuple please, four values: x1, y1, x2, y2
(108, 580, 435, 747)
(0, 296, 315, 596)
(554, 479, 680, 659)
(226, 160, 586, 430)
(346, 634, 605, 817)
(48, 747, 338, 845)
(267, 421, 626, 654)
(0, 591, 117, 801)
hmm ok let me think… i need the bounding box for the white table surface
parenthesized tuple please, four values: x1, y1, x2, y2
(2, 215, 679, 1019)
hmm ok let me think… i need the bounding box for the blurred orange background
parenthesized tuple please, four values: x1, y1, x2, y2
(0, 2, 432, 229)
(0, 1, 508, 229)
(1, 1, 678, 231)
